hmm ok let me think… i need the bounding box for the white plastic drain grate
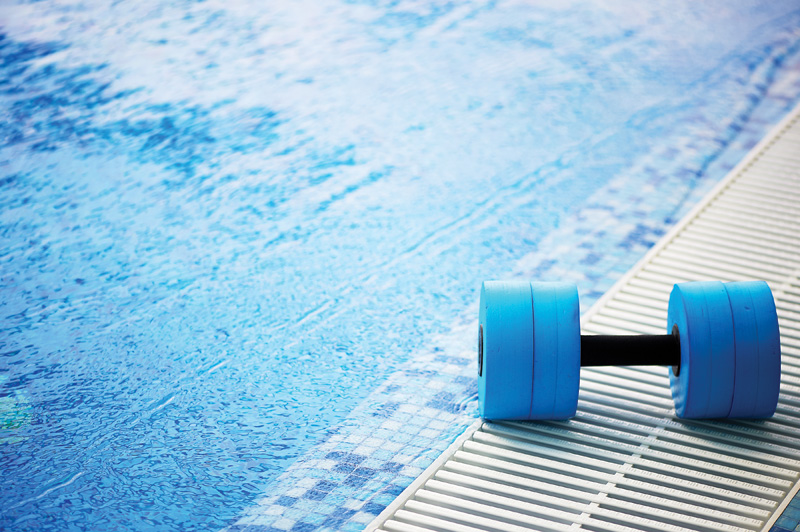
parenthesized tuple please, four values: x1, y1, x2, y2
(367, 103, 800, 532)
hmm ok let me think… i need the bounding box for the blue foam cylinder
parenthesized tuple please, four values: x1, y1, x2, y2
(667, 281, 735, 419)
(746, 281, 781, 417)
(668, 280, 780, 419)
(478, 281, 580, 420)
(478, 281, 534, 419)
(530, 282, 580, 420)
(724, 282, 761, 418)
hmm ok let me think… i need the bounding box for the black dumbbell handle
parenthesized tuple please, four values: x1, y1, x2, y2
(477, 326, 682, 377)
(580, 326, 680, 373)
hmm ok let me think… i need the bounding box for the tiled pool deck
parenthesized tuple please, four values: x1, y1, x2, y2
(224, 59, 800, 532)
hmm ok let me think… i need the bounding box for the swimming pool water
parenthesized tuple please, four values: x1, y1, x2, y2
(2, 1, 800, 530)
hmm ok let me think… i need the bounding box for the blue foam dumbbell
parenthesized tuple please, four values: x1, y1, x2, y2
(478, 281, 781, 420)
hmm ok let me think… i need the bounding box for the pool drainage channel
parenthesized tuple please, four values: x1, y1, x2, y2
(366, 103, 800, 532)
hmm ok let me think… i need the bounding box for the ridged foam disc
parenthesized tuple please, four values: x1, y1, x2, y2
(478, 281, 534, 419)
(529, 282, 580, 420)
(746, 281, 781, 417)
(667, 281, 735, 419)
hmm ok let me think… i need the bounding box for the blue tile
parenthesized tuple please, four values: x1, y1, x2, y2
(372, 492, 396, 506)
(303, 489, 329, 501)
(372, 429, 394, 441)
(322, 509, 356, 527)
(325, 451, 347, 460)
(293, 498, 328, 512)
(381, 461, 403, 472)
(382, 484, 406, 496)
(390, 432, 413, 443)
(334, 461, 360, 474)
(322, 493, 346, 507)
(362, 501, 386, 515)
(300, 512, 328, 526)
(363, 479, 388, 493)
(275, 495, 297, 507)
(434, 355, 469, 366)
(343, 475, 369, 488)
(352, 466, 377, 479)
(305, 468, 327, 479)
(407, 414, 428, 426)
(783, 508, 800, 522)
(312, 479, 337, 492)
(326, 451, 366, 464)
(371, 402, 399, 418)
(283, 507, 308, 520)
(354, 488, 374, 501)
(331, 507, 358, 520)
(361, 458, 384, 469)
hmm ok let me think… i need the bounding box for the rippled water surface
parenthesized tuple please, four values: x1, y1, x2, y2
(2, 1, 800, 530)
